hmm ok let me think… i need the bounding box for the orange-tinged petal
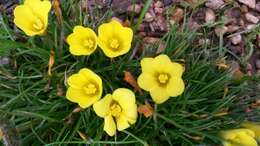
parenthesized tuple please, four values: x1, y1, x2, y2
(104, 115, 116, 136)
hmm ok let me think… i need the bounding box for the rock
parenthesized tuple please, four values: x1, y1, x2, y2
(163, 0, 174, 6)
(245, 13, 259, 24)
(0, 57, 9, 65)
(256, 59, 260, 69)
(127, 4, 141, 14)
(154, 7, 164, 14)
(238, 0, 255, 9)
(205, 8, 216, 23)
(144, 13, 154, 22)
(215, 26, 228, 37)
(256, 3, 260, 12)
(246, 63, 253, 76)
(170, 8, 184, 24)
(240, 5, 248, 13)
(227, 25, 240, 33)
(246, 24, 256, 31)
(230, 34, 242, 45)
(154, 1, 164, 8)
(205, 0, 224, 10)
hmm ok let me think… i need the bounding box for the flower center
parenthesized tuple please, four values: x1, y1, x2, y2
(110, 38, 120, 49)
(158, 73, 169, 84)
(110, 101, 122, 117)
(83, 83, 97, 95)
(83, 39, 94, 49)
(33, 18, 44, 30)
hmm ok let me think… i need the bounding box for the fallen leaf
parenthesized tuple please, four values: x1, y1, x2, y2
(52, 0, 63, 25)
(170, 8, 184, 24)
(123, 71, 143, 95)
(48, 50, 55, 76)
(138, 102, 154, 118)
(77, 130, 87, 141)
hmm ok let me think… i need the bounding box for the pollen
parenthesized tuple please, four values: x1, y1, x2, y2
(83, 39, 94, 49)
(158, 74, 169, 84)
(110, 39, 120, 49)
(33, 18, 44, 30)
(110, 101, 122, 117)
(83, 83, 97, 95)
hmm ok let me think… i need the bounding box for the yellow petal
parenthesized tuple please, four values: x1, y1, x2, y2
(150, 86, 170, 104)
(69, 45, 90, 55)
(67, 26, 98, 56)
(13, 5, 38, 36)
(119, 27, 133, 44)
(66, 68, 103, 108)
(24, 0, 51, 27)
(140, 57, 156, 74)
(116, 115, 130, 131)
(166, 77, 185, 97)
(97, 20, 133, 58)
(137, 73, 157, 91)
(221, 129, 255, 139)
(67, 73, 88, 89)
(235, 133, 258, 146)
(79, 68, 102, 90)
(170, 62, 184, 77)
(93, 94, 113, 118)
(241, 122, 260, 140)
(104, 115, 116, 136)
(112, 88, 137, 120)
(66, 87, 99, 108)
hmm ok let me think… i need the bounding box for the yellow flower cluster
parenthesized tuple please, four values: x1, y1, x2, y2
(67, 20, 133, 58)
(13, 0, 186, 137)
(220, 122, 260, 146)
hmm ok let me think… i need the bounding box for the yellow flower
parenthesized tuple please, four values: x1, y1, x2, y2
(93, 88, 137, 136)
(67, 26, 98, 56)
(137, 54, 185, 104)
(241, 122, 260, 141)
(97, 20, 133, 58)
(66, 68, 102, 108)
(13, 0, 51, 36)
(220, 129, 258, 146)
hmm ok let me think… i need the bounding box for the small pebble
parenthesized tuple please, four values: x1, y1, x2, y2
(144, 13, 154, 22)
(205, 0, 224, 10)
(215, 26, 228, 37)
(256, 59, 260, 69)
(238, 0, 256, 9)
(245, 13, 259, 24)
(127, 4, 141, 14)
(205, 8, 216, 23)
(230, 34, 242, 45)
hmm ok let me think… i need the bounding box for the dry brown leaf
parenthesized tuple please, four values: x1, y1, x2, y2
(48, 50, 55, 76)
(123, 71, 143, 95)
(170, 8, 184, 24)
(138, 102, 154, 118)
(52, 0, 63, 25)
(77, 130, 87, 141)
